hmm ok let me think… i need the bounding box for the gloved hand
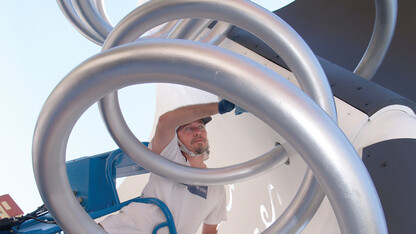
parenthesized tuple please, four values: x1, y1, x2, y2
(218, 99, 235, 114)
(234, 106, 247, 115)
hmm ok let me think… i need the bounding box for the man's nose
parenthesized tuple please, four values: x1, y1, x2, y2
(193, 128, 203, 135)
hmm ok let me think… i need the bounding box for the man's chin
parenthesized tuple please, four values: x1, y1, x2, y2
(193, 146, 208, 155)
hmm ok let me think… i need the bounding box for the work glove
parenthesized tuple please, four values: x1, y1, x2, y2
(234, 106, 247, 115)
(218, 99, 235, 114)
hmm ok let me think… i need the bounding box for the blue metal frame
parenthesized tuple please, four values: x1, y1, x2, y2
(7, 145, 176, 234)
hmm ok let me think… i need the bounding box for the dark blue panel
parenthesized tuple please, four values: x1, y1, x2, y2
(363, 138, 416, 234)
(227, 27, 416, 116)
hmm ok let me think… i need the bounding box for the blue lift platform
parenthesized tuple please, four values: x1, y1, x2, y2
(1, 143, 176, 233)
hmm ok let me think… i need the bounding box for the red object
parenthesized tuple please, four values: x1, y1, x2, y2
(0, 194, 24, 218)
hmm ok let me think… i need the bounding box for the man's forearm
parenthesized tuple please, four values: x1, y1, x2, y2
(202, 223, 218, 234)
(160, 102, 219, 129)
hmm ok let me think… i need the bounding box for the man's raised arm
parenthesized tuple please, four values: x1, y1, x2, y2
(150, 100, 235, 154)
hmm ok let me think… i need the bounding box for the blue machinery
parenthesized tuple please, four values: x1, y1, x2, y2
(12, 0, 414, 233)
(8, 145, 177, 234)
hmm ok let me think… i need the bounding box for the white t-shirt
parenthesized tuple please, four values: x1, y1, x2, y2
(101, 134, 227, 234)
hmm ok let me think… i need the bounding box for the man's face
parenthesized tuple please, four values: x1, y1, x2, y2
(177, 120, 209, 155)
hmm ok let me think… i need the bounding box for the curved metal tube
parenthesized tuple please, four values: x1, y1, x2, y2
(102, 0, 336, 117)
(104, 91, 290, 185)
(199, 21, 233, 45)
(142, 20, 181, 39)
(354, 0, 397, 79)
(56, 0, 104, 45)
(72, 0, 113, 41)
(94, 0, 113, 27)
(33, 40, 386, 234)
(57, 0, 183, 45)
(263, 170, 325, 233)
(168, 18, 213, 40)
(100, 1, 336, 232)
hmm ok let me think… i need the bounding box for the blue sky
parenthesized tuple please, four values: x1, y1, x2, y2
(0, 0, 294, 213)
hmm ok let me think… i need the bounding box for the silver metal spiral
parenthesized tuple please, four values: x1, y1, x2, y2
(33, 0, 394, 233)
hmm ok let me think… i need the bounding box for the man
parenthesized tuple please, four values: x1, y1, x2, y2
(101, 100, 235, 234)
